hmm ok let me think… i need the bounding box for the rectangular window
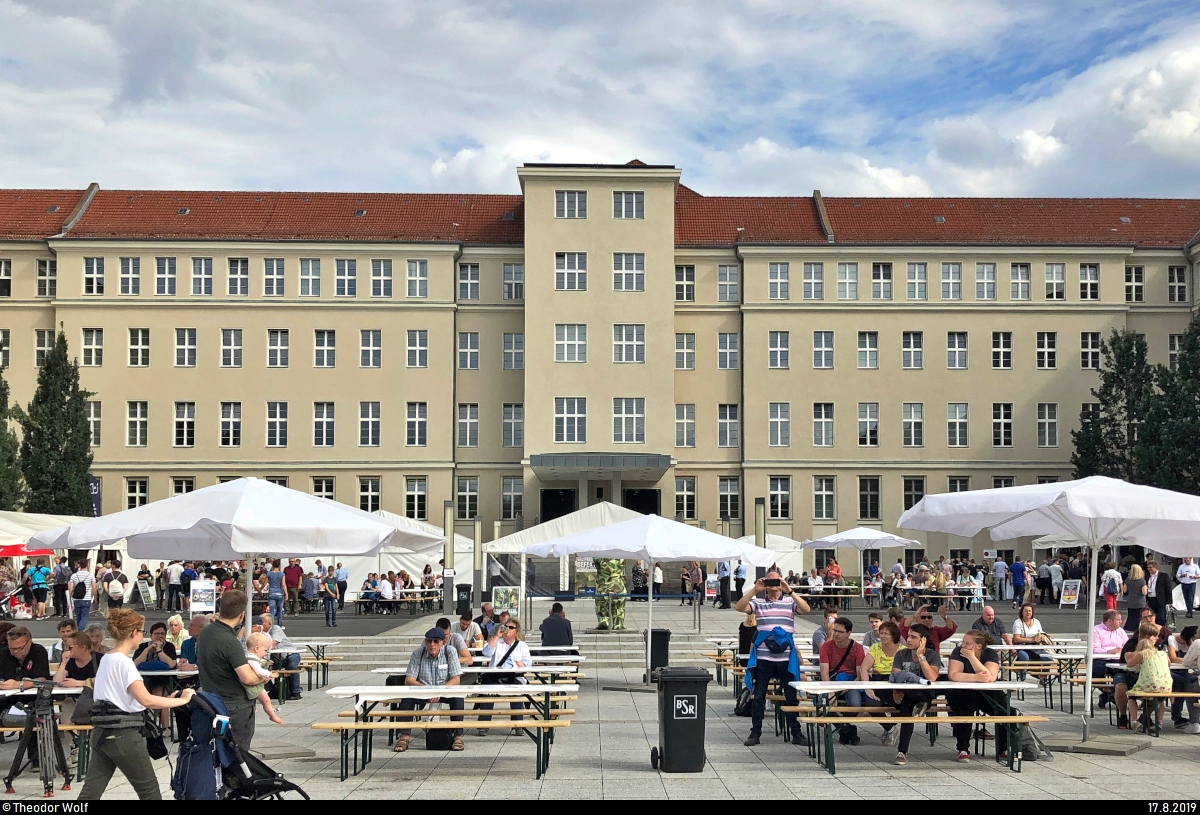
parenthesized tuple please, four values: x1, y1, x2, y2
(994, 477, 1015, 489)
(1169, 266, 1188, 303)
(1125, 265, 1144, 303)
(501, 476, 524, 520)
(267, 401, 288, 447)
(858, 402, 879, 447)
(674, 477, 696, 520)
(1081, 332, 1101, 369)
(126, 478, 148, 510)
(813, 477, 835, 520)
(359, 401, 380, 447)
(719, 477, 740, 520)
(1038, 402, 1058, 448)
(675, 265, 695, 302)
(948, 477, 970, 493)
(84, 257, 104, 295)
(86, 401, 101, 446)
(1080, 263, 1100, 300)
(82, 328, 103, 367)
(360, 477, 382, 514)
(405, 477, 427, 520)
(612, 253, 645, 291)
(813, 403, 834, 447)
(456, 403, 478, 447)
(220, 402, 241, 447)
(406, 402, 427, 446)
(554, 397, 586, 443)
(768, 402, 790, 446)
(128, 328, 149, 367)
(361, 329, 382, 368)
(336, 259, 357, 297)
(768, 263, 789, 300)
(948, 403, 969, 447)
(191, 257, 213, 296)
(35, 329, 53, 368)
(902, 331, 923, 369)
(857, 331, 878, 369)
(456, 476, 478, 520)
(312, 477, 334, 500)
(906, 262, 927, 300)
(458, 264, 479, 300)
(406, 329, 427, 368)
(1036, 331, 1057, 369)
(717, 333, 739, 370)
(228, 258, 248, 295)
(264, 258, 284, 296)
(1046, 263, 1065, 300)
(502, 403, 523, 448)
(555, 324, 587, 362)
(1010, 263, 1031, 300)
(941, 262, 962, 300)
(768, 331, 789, 369)
(37, 259, 56, 297)
(458, 332, 479, 369)
(0, 329, 8, 369)
(858, 477, 881, 520)
(613, 324, 645, 363)
(171, 477, 194, 495)
(803, 263, 824, 300)
(992, 402, 1013, 447)
(718, 265, 739, 301)
(612, 397, 645, 444)
(813, 331, 833, 369)
(1170, 334, 1183, 371)
(120, 257, 140, 295)
(264, 478, 288, 488)
(675, 333, 695, 370)
(903, 403, 924, 447)
(503, 333, 524, 370)
(299, 258, 320, 297)
(555, 253, 587, 290)
(992, 331, 1012, 369)
(406, 260, 427, 298)
(172, 401, 195, 447)
(769, 476, 790, 519)
(126, 401, 147, 447)
(314, 330, 335, 367)
(718, 404, 739, 448)
(267, 329, 289, 368)
(503, 263, 524, 300)
(903, 477, 925, 511)
(371, 259, 392, 298)
(1081, 402, 1100, 424)
(174, 328, 196, 367)
(947, 332, 967, 369)
(613, 191, 644, 219)
(555, 190, 587, 219)
(313, 402, 335, 447)
(872, 263, 893, 300)
(675, 404, 695, 447)
(976, 263, 996, 300)
(221, 329, 242, 368)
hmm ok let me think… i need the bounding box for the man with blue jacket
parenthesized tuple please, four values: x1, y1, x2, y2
(734, 570, 810, 747)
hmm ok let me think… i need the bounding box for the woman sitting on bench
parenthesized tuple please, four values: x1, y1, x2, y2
(945, 629, 1003, 763)
(1127, 622, 1172, 733)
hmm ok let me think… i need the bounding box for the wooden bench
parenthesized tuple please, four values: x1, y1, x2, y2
(0, 724, 92, 780)
(1128, 690, 1200, 736)
(1069, 676, 1115, 719)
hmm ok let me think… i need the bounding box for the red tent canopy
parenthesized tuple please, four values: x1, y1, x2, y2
(0, 545, 54, 559)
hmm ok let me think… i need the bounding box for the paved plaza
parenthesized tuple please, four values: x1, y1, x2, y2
(2, 600, 1195, 800)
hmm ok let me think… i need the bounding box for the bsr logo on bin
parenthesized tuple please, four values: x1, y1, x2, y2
(673, 695, 698, 719)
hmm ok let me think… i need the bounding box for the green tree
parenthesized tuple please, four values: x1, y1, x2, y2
(1137, 317, 1200, 494)
(0, 367, 24, 510)
(14, 329, 94, 514)
(1070, 328, 1154, 482)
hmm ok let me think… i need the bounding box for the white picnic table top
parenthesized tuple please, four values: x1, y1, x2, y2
(290, 640, 341, 647)
(137, 669, 199, 677)
(326, 683, 580, 710)
(0, 686, 82, 698)
(468, 645, 581, 653)
(1106, 662, 1190, 671)
(980, 644, 1089, 652)
(371, 666, 579, 676)
(791, 680, 1038, 694)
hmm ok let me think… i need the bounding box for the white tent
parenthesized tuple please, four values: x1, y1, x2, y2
(487, 502, 642, 553)
(897, 475, 1200, 739)
(522, 514, 775, 684)
(0, 511, 92, 546)
(803, 526, 920, 550)
(737, 534, 805, 577)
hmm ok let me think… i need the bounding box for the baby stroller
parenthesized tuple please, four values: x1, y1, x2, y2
(172, 691, 308, 800)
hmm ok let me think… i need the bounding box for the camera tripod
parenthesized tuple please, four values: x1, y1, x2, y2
(3, 680, 71, 797)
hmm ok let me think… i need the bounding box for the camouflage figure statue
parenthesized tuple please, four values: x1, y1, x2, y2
(594, 557, 627, 630)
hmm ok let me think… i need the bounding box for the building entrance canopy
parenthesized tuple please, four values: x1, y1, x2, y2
(528, 453, 672, 482)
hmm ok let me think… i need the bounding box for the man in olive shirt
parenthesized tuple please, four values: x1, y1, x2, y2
(196, 589, 262, 753)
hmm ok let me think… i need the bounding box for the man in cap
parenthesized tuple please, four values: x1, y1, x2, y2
(392, 627, 465, 753)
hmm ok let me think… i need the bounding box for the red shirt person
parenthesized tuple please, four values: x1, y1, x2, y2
(819, 616, 867, 746)
(898, 604, 958, 651)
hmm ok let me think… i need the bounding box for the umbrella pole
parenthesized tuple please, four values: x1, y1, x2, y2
(244, 552, 255, 636)
(1082, 543, 1100, 741)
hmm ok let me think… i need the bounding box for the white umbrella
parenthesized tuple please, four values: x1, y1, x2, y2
(897, 475, 1200, 738)
(522, 514, 775, 684)
(802, 526, 920, 550)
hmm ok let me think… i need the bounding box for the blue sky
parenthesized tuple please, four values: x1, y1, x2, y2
(4, 1, 1200, 197)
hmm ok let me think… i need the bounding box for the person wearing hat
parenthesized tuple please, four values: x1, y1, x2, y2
(393, 627, 465, 753)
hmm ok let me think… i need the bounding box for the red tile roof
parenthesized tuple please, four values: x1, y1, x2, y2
(674, 184, 827, 247)
(0, 190, 86, 240)
(66, 190, 524, 244)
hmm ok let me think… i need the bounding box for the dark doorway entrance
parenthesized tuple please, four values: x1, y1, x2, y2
(541, 489, 576, 522)
(623, 489, 660, 516)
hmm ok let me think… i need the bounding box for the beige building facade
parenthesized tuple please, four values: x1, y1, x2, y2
(0, 169, 1196, 576)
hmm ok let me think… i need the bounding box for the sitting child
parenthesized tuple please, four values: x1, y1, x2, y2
(244, 632, 284, 724)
